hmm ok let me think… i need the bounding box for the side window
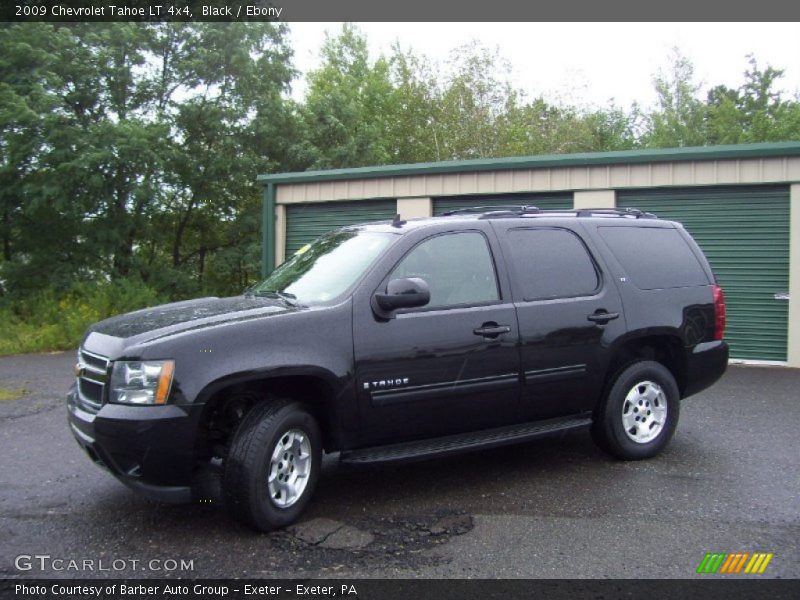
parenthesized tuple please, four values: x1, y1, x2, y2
(598, 226, 709, 290)
(390, 232, 500, 309)
(507, 228, 599, 300)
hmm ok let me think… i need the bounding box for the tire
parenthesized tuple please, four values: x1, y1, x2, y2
(224, 399, 321, 532)
(592, 360, 680, 460)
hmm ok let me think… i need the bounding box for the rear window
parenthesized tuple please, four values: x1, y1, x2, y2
(598, 226, 709, 290)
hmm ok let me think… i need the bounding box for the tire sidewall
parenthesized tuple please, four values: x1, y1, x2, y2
(247, 405, 321, 531)
(603, 361, 680, 460)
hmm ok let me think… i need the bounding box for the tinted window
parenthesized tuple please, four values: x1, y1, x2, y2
(507, 228, 599, 300)
(598, 226, 709, 290)
(390, 232, 499, 308)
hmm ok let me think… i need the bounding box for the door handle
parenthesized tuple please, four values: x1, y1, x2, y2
(473, 323, 511, 338)
(587, 311, 619, 324)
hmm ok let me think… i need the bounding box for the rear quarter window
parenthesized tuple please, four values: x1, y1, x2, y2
(598, 226, 709, 290)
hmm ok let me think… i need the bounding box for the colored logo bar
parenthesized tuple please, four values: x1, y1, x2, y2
(696, 552, 773, 574)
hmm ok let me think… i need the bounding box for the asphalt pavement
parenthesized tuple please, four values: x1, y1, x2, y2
(0, 352, 797, 579)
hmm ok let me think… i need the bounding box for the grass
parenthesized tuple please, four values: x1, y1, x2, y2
(0, 387, 27, 401)
(0, 279, 167, 356)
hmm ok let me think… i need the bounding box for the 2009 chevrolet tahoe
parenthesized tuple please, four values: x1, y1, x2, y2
(68, 206, 728, 531)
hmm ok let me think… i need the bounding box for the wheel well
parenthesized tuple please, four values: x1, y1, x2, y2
(606, 335, 687, 398)
(194, 376, 338, 465)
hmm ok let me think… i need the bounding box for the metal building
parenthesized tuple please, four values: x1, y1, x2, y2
(258, 142, 800, 366)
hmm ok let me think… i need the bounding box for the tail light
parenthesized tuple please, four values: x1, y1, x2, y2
(712, 284, 726, 341)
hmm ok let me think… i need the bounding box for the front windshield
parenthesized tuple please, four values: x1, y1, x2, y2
(252, 230, 396, 305)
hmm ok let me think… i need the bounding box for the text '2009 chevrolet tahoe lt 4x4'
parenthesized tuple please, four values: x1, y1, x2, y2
(68, 206, 728, 531)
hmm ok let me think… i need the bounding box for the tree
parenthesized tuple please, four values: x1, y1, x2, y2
(705, 56, 800, 144)
(0, 23, 299, 298)
(301, 24, 394, 169)
(643, 48, 707, 148)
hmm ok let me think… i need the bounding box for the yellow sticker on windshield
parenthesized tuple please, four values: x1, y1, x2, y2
(295, 244, 311, 256)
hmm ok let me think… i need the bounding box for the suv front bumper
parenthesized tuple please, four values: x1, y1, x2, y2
(67, 385, 199, 503)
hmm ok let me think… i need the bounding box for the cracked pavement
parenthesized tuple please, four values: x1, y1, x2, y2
(0, 352, 798, 578)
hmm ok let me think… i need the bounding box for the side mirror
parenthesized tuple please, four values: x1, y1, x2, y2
(373, 277, 430, 318)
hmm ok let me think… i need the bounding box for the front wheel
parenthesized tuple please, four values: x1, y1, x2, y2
(224, 399, 321, 531)
(592, 360, 680, 460)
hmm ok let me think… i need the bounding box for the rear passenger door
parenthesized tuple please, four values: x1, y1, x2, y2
(495, 223, 625, 420)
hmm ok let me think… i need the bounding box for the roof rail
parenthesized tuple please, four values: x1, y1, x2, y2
(574, 207, 657, 219)
(439, 205, 658, 220)
(440, 205, 539, 216)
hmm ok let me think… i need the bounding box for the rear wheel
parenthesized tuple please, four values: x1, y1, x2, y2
(224, 399, 321, 531)
(592, 360, 680, 460)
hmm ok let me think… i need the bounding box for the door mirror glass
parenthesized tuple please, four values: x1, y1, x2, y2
(373, 277, 430, 317)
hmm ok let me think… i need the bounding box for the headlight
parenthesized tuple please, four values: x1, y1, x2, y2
(109, 360, 175, 405)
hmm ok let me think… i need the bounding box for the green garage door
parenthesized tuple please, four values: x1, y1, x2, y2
(618, 186, 790, 361)
(285, 200, 397, 257)
(433, 193, 572, 215)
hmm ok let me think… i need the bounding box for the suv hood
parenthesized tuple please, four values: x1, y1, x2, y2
(85, 295, 296, 343)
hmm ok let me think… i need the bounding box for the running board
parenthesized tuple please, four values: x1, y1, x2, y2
(340, 415, 592, 465)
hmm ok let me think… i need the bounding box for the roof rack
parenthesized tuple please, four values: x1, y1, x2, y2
(440, 205, 540, 216)
(573, 207, 657, 219)
(439, 205, 657, 220)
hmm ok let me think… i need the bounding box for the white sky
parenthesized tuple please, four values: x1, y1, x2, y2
(288, 22, 800, 110)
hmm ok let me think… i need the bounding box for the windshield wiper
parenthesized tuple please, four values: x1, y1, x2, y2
(253, 289, 301, 307)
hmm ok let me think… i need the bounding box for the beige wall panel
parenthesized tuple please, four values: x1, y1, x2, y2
(328, 181, 344, 200)
(762, 158, 787, 181)
(513, 170, 532, 192)
(392, 177, 410, 198)
(531, 169, 550, 191)
(693, 162, 717, 185)
(349, 179, 364, 199)
(589, 166, 610, 188)
(375, 179, 394, 198)
(568, 167, 588, 190)
(477, 172, 495, 193)
(670, 161, 694, 184)
(441, 174, 460, 195)
(274, 204, 286, 266)
(629, 165, 652, 187)
(716, 160, 739, 183)
(495, 171, 514, 193)
(609, 165, 630, 188)
(428, 174, 444, 196)
(574, 190, 615, 209)
(739, 160, 761, 182)
(789, 157, 800, 179)
(409, 176, 427, 197)
(273, 155, 800, 204)
(397, 197, 433, 219)
(464, 173, 478, 195)
(318, 182, 334, 201)
(550, 169, 569, 190)
(305, 183, 321, 202)
(362, 178, 378, 198)
(652, 163, 673, 185)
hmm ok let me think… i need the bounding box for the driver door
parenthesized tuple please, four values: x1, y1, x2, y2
(353, 226, 522, 447)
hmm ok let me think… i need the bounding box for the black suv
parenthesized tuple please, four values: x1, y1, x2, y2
(68, 206, 728, 531)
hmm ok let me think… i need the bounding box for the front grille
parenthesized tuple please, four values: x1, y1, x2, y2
(76, 349, 110, 412)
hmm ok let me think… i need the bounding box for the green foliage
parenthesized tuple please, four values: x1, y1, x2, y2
(0, 279, 165, 355)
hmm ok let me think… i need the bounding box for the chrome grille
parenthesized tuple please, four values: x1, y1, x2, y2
(76, 349, 110, 411)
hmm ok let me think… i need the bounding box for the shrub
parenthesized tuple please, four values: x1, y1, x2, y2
(0, 279, 167, 356)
